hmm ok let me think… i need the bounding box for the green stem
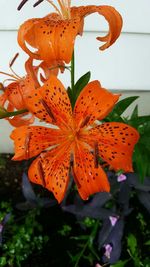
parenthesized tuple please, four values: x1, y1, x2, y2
(74, 221, 99, 267)
(0, 109, 28, 119)
(71, 51, 75, 92)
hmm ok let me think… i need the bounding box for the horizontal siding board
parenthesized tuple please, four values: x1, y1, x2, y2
(0, 31, 149, 91)
(0, 91, 150, 153)
(0, 0, 150, 33)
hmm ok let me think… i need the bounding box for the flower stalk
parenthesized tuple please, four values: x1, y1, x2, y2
(0, 108, 28, 119)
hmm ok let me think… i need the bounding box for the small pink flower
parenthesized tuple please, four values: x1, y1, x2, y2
(109, 216, 118, 226)
(104, 243, 113, 259)
(117, 174, 127, 182)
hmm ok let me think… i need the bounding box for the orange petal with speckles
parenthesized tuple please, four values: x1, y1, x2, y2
(10, 125, 65, 161)
(18, 13, 81, 65)
(5, 82, 26, 110)
(24, 75, 73, 128)
(0, 85, 34, 127)
(39, 75, 73, 129)
(17, 18, 40, 60)
(88, 122, 140, 172)
(28, 144, 71, 203)
(71, 5, 123, 51)
(73, 143, 110, 200)
(74, 80, 120, 129)
(18, 5, 122, 64)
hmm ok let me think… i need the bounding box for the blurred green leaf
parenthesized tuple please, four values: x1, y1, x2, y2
(111, 259, 129, 267)
(74, 71, 91, 98)
(127, 234, 137, 255)
(106, 96, 139, 122)
(131, 105, 138, 120)
(133, 144, 149, 182)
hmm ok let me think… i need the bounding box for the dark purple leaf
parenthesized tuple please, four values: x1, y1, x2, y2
(39, 198, 57, 208)
(62, 205, 116, 220)
(103, 219, 124, 264)
(127, 173, 150, 191)
(137, 191, 150, 213)
(2, 213, 11, 225)
(102, 219, 124, 264)
(16, 173, 56, 210)
(16, 202, 36, 211)
(88, 192, 112, 208)
(62, 192, 114, 219)
(22, 173, 38, 205)
(98, 219, 114, 249)
(117, 181, 132, 215)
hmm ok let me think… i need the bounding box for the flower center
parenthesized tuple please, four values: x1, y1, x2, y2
(46, 0, 71, 19)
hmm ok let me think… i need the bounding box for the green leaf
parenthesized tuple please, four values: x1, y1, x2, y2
(0, 257, 7, 266)
(145, 240, 150, 246)
(127, 234, 137, 255)
(107, 96, 139, 122)
(74, 71, 91, 98)
(133, 144, 148, 182)
(131, 104, 138, 120)
(111, 259, 129, 267)
(114, 96, 139, 116)
(129, 116, 150, 129)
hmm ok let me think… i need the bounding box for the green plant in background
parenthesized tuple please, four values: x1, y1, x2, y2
(0, 201, 48, 267)
(68, 219, 100, 267)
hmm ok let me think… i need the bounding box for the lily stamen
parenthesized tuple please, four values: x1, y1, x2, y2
(9, 53, 22, 80)
(46, 0, 71, 19)
(46, 0, 62, 17)
(0, 71, 19, 81)
(0, 53, 21, 81)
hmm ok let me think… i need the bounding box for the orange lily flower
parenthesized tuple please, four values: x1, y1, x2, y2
(10, 76, 139, 203)
(0, 57, 61, 127)
(18, 1, 123, 65)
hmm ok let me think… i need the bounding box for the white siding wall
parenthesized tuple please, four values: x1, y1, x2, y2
(0, 0, 150, 153)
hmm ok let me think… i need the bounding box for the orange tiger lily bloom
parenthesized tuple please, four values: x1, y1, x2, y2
(10, 76, 139, 203)
(18, 2, 123, 65)
(0, 81, 34, 127)
(0, 57, 61, 127)
(0, 59, 39, 127)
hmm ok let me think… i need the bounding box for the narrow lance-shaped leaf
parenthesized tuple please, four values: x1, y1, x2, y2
(130, 104, 138, 120)
(22, 172, 38, 205)
(133, 144, 148, 182)
(102, 219, 125, 264)
(106, 96, 139, 122)
(71, 71, 91, 107)
(74, 71, 91, 98)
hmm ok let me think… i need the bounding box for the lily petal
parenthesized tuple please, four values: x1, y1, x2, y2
(89, 122, 140, 172)
(10, 125, 64, 160)
(5, 82, 26, 110)
(71, 5, 123, 51)
(17, 18, 40, 60)
(28, 143, 71, 203)
(74, 80, 120, 129)
(73, 143, 110, 200)
(17, 5, 122, 64)
(22, 75, 73, 128)
(18, 13, 81, 65)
